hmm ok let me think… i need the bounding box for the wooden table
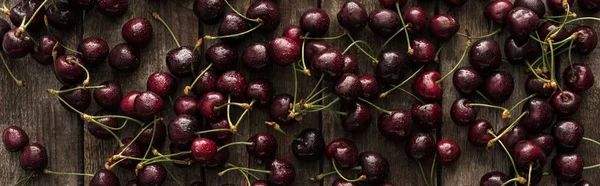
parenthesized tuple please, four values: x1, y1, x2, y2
(1, 0, 599, 185)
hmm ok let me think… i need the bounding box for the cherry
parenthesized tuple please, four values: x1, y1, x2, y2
(484, 0, 513, 25)
(166, 46, 201, 77)
(19, 143, 48, 171)
(192, 69, 218, 96)
(251, 180, 269, 186)
(359, 75, 379, 99)
(332, 178, 359, 186)
(198, 91, 226, 121)
(513, 0, 545, 17)
(55, 54, 86, 85)
(484, 71, 514, 103)
(537, 21, 569, 42)
(443, 0, 467, 7)
(137, 164, 167, 186)
(134, 91, 164, 120)
(193, 0, 225, 25)
(269, 94, 295, 125)
(547, 0, 574, 15)
(405, 132, 436, 161)
(504, 36, 540, 65)
(552, 119, 584, 151)
(206, 42, 236, 71)
(9, 0, 45, 30)
(96, 0, 128, 17)
(78, 37, 109, 65)
(375, 49, 407, 84)
(191, 137, 217, 164)
(269, 36, 300, 66)
(450, 98, 476, 126)
(564, 64, 595, 93)
(358, 151, 389, 183)
(108, 43, 140, 72)
(552, 153, 583, 183)
(300, 9, 330, 37)
(3, 29, 34, 58)
(368, 8, 400, 37)
(291, 128, 325, 161)
(378, 110, 412, 141)
(513, 140, 546, 170)
(282, 25, 304, 44)
(68, 0, 95, 10)
(174, 96, 197, 116)
(325, 138, 358, 169)
(497, 125, 527, 149)
(205, 144, 229, 168)
(470, 39, 502, 72)
(429, 14, 459, 41)
(529, 133, 554, 155)
(120, 91, 140, 117)
(337, 0, 368, 33)
(403, 7, 427, 35)
(121, 17, 153, 47)
(411, 103, 442, 130)
(342, 54, 359, 75)
(479, 171, 509, 186)
(59, 85, 92, 112)
(468, 119, 494, 147)
(247, 132, 278, 160)
(551, 90, 581, 116)
(242, 42, 271, 71)
(146, 72, 177, 98)
(267, 159, 296, 186)
(572, 26, 598, 55)
(246, 79, 273, 108)
(89, 169, 120, 186)
(218, 12, 249, 43)
(524, 74, 554, 98)
(2, 125, 29, 152)
(168, 114, 199, 149)
(113, 138, 142, 169)
(519, 98, 554, 131)
(412, 70, 442, 102)
(452, 67, 483, 95)
(341, 102, 372, 132)
(135, 121, 166, 147)
(575, 180, 595, 186)
(436, 140, 461, 164)
(305, 40, 331, 62)
(334, 73, 361, 100)
(46, 2, 76, 31)
(311, 48, 344, 78)
(204, 119, 232, 143)
(246, 0, 281, 31)
(87, 110, 121, 140)
(380, 0, 407, 8)
(31, 34, 64, 65)
(506, 7, 539, 39)
(217, 70, 247, 98)
(409, 38, 435, 65)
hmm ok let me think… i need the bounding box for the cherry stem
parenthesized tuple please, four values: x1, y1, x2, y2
(430, 154, 436, 185)
(226, 95, 234, 132)
(214, 102, 252, 110)
(395, 2, 413, 55)
(488, 130, 519, 174)
(300, 97, 340, 113)
(226, 163, 261, 181)
(152, 12, 181, 48)
(233, 100, 255, 129)
(264, 121, 301, 141)
(0, 52, 25, 86)
(417, 161, 430, 186)
(300, 33, 311, 76)
(332, 160, 366, 182)
(435, 40, 472, 84)
(434, 43, 446, 62)
(380, 65, 425, 98)
(527, 164, 533, 186)
(358, 97, 392, 115)
(583, 137, 600, 146)
(584, 164, 600, 170)
(164, 166, 184, 186)
(500, 178, 522, 186)
(467, 103, 510, 119)
(88, 119, 124, 146)
(508, 94, 537, 112)
(195, 128, 232, 135)
(218, 166, 271, 176)
(217, 141, 254, 151)
(346, 33, 378, 64)
(377, 24, 410, 57)
(548, 40, 557, 89)
(342, 40, 375, 62)
(457, 28, 501, 39)
(13, 173, 34, 186)
(68, 59, 90, 86)
(89, 114, 145, 126)
(291, 63, 300, 116)
(142, 120, 158, 159)
(564, 16, 600, 25)
(302, 30, 347, 40)
(51, 85, 104, 95)
(223, 0, 261, 23)
(20, 0, 48, 30)
(1, 0, 7, 14)
(398, 87, 424, 103)
(205, 22, 264, 40)
(117, 118, 161, 158)
(304, 74, 325, 103)
(311, 166, 362, 181)
(487, 111, 529, 150)
(185, 63, 213, 95)
(43, 169, 94, 177)
(525, 61, 551, 82)
(48, 91, 84, 114)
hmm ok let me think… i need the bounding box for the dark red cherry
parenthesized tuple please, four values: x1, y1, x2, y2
(19, 143, 47, 172)
(32, 34, 64, 65)
(332, 178, 359, 186)
(59, 85, 92, 112)
(89, 169, 120, 186)
(358, 152, 389, 184)
(519, 98, 554, 131)
(443, 0, 467, 7)
(147, 72, 177, 98)
(564, 64, 594, 93)
(3, 29, 34, 58)
(537, 21, 569, 42)
(359, 75, 379, 99)
(578, 0, 600, 12)
(108, 43, 140, 72)
(87, 111, 121, 140)
(9, 0, 45, 30)
(342, 54, 359, 75)
(572, 26, 598, 55)
(311, 48, 344, 78)
(504, 36, 541, 65)
(282, 25, 304, 44)
(218, 12, 249, 43)
(368, 9, 400, 37)
(429, 14, 459, 41)
(325, 138, 358, 169)
(498, 125, 527, 149)
(134, 91, 164, 120)
(468, 119, 494, 147)
(68, 0, 95, 10)
(166, 46, 201, 77)
(552, 119, 583, 151)
(547, 0, 574, 15)
(193, 0, 225, 25)
(378, 110, 412, 141)
(375, 49, 407, 84)
(524, 74, 554, 98)
(78, 37, 109, 65)
(514, 0, 546, 17)
(405, 132, 436, 161)
(120, 91, 140, 118)
(452, 67, 483, 95)
(403, 7, 428, 35)
(506, 7, 539, 39)
(337, 0, 368, 32)
(552, 153, 583, 183)
(2, 126, 29, 152)
(267, 159, 296, 186)
(334, 73, 361, 100)
(204, 118, 232, 143)
(484, 0, 513, 25)
(484, 71, 514, 103)
(436, 140, 461, 164)
(55, 54, 85, 85)
(206, 43, 236, 71)
(291, 128, 325, 161)
(270, 94, 295, 125)
(96, 0, 128, 17)
(216, 70, 247, 98)
(242, 42, 271, 71)
(305, 40, 331, 62)
(300, 9, 330, 37)
(191, 137, 217, 164)
(251, 180, 269, 186)
(513, 140, 546, 170)
(113, 138, 142, 169)
(246, 0, 280, 31)
(245, 79, 273, 108)
(379, 0, 407, 8)
(197, 91, 226, 121)
(469, 39, 502, 72)
(551, 90, 581, 116)
(409, 38, 435, 65)
(411, 103, 442, 130)
(46, 2, 76, 31)
(137, 164, 166, 186)
(247, 132, 278, 160)
(269, 36, 300, 66)
(529, 133, 554, 155)
(412, 70, 442, 102)
(174, 96, 197, 116)
(192, 69, 218, 96)
(168, 115, 199, 149)
(479, 171, 509, 186)
(135, 121, 166, 147)
(205, 145, 229, 168)
(341, 102, 372, 132)
(450, 98, 476, 126)
(575, 180, 595, 186)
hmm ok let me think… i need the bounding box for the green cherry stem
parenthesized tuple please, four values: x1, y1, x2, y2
(195, 128, 233, 135)
(564, 16, 600, 25)
(226, 163, 261, 180)
(418, 161, 430, 186)
(152, 12, 181, 48)
(300, 33, 312, 76)
(214, 102, 252, 110)
(584, 164, 600, 170)
(488, 130, 519, 174)
(342, 40, 376, 63)
(435, 40, 472, 84)
(346, 33, 378, 64)
(18, 0, 48, 32)
(142, 120, 158, 159)
(487, 111, 529, 150)
(218, 166, 272, 176)
(89, 114, 145, 126)
(430, 154, 436, 186)
(233, 100, 255, 129)
(466, 103, 510, 119)
(223, 0, 261, 23)
(583, 137, 600, 146)
(377, 24, 410, 57)
(66, 58, 90, 86)
(0, 52, 25, 86)
(527, 164, 533, 186)
(310, 166, 362, 181)
(217, 141, 255, 151)
(302, 30, 348, 40)
(226, 95, 234, 131)
(475, 90, 493, 104)
(358, 97, 392, 115)
(204, 22, 264, 40)
(332, 160, 366, 182)
(380, 65, 425, 98)
(290, 63, 300, 118)
(164, 166, 184, 186)
(508, 94, 537, 113)
(43, 169, 94, 177)
(395, 2, 413, 55)
(457, 28, 502, 39)
(184, 63, 213, 95)
(304, 74, 325, 103)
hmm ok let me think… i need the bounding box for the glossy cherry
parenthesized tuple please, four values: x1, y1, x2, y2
(504, 36, 540, 65)
(192, 70, 218, 96)
(429, 14, 459, 41)
(193, 0, 225, 25)
(205, 144, 229, 168)
(245, 79, 273, 108)
(191, 137, 217, 164)
(113, 138, 142, 169)
(78, 37, 109, 65)
(538, 21, 569, 42)
(269, 36, 300, 66)
(497, 125, 527, 149)
(484, 71, 514, 103)
(450, 98, 476, 126)
(246, 0, 281, 31)
(484, 0, 513, 25)
(368, 8, 400, 37)
(168, 114, 199, 149)
(375, 49, 407, 84)
(403, 7, 427, 35)
(174, 96, 197, 116)
(137, 164, 167, 186)
(514, 0, 546, 17)
(412, 70, 442, 102)
(359, 75, 379, 99)
(147, 72, 177, 98)
(409, 38, 435, 65)
(216, 70, 247, 98)
(524, 74, 554, 98)
(436, 140, 461, 164)
(341, 102, 372, 132)
(468, 119, 494, 147)
(332, 178, 359, 186)
(337, 0, 368, 32)
(3, 29, 34, 58)
(46, 2, 76, 31)
(552, 119, 584, 151)
(519, 98, 554, 131)
(334, 73, 361, 100)
(506, 7, 539, 39)
(55, 54, 86, 85)
(9, 0, 45, 30)
(267, 159, 296, 186)
(305, 40, 331, 62)
(300, 9, 330, 37)
(452, 67, 483, 95)
(197, 91, 226, 121)
(547, 0, 574, 14)
(108, 43, 140, 72)
(572, 26, 598, 55)
(552, 153, 583, 183)
(378, 110, 412, 141)
(311, 48, 344, 78)
(269, 94, 295, 125)
(564, 64, 595, 93)
(89, 169, 120, 186)
(204, 119, 232, 143)
(19, 143, 48, 172)
(247, 132, 278, 160)
(325, 138, 358, 169)
(96, 0, 128, 17)
(479, 171, 509, 186)
(134, 91, 164, 121)
(120, 91, 140, 117)
(358, 151, 389, 183)
(342, 54, 358, 74)
(251, 180, 269, 186)
(529, 134, 554, 155)
(59, 85, 92, 112)
(282, 25, 304, 44)
(218, 12, 249, 43)
(513, 140, 546, 170)
(405, 132, 436, 161)
(206, 43, 236, 71)
(32, 35, 65, 65)
(470, 39, 502, 72)
(166, 46, 201, 77)
(291, 128, 325, 161)
(551, 90, 581, 116)
(411, 103, 442, 130)
(2, 125, 29, 152)
(242, 42, 271, 71)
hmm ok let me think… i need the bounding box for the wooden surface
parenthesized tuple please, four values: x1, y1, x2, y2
(0, 0, 599, 185)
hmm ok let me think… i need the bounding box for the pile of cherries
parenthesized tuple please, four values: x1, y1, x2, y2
(1, 0, 600, 185)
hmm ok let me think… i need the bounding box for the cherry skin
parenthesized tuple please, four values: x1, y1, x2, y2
(403, 7, 428, 35)
(204, 118, 232, 143)
(108, 43, 140, 72)
(411, 103, 442, 130)
(59, 85, 92, 112)
(332, 178, 359, 186)
(206, 145, 230, 168)
(78, 37, 109, 65)
(96, 0, 128, 17)
(409, 38, 435, 65)
(537, 21, 569, 42)
(436, 140, 461, 164)
(368, 8, 400, 37)
(452, 67, 483, 95)
(113, 138, 142, 169)
(484, 0, 513, 25)
(412, 70, 442, 102)
(378, 110, 412, 141)
(216, 70, 247, 98)
(247, 132, 278, 160)
(267, 159, 296, 186)
(497, 125, 527, 149)
(572, 26, 598, 55)
(166, 46, 201, 77)
(147, 72, 177, 98)
(88, 111, 121, 140)
(337, 0, 368, 33)
(174, 96, 197, 116)
(89, 169, 119, 186)
(547, 0, 574, 15)
(191, 137, 217, 164)
(242, 42, 271, 71)
(429, 14, 459, 41)
(206, 43, 236, 71)
(300, 9, 330, 37)
(325, 138, 359, 169)
(134, 91, 164, 121)
(218, 12, 249, 43)
(551, 90, 581, 116)
(342, 54, 359, 75)
(68, 0, 95, 10)
(513, 0, 546, 17)
(450, 98, 477, 126)
(168, 115, 199, 149)
(524, 74, 554, 98)
(305, 40, 332, 62)
(513, 140, 546, 170)
(552, 153, 583, 183)
(291, 128, 326, 161)
(506, 7, 539, 39)
(2, 125, 29, 152)
(379, 0, 407, 8)
(32, 34, 65, 65)
(193, 0, 225, 25)
(282, 25, 304, 44)
(137, 164, 167, 186)
(120, 91, 140, 118)
(552, 119, 584, 151)
(519, 98, 554, 131)
(135, 121, 167, 147)
(311, 48, 344, 78)
(358, 75, 379, 99)
(479, 171, 509, 186)
(192, 70, 218, 96)
(529, 133, 554, 155)
(467, 119, 494, 147)
(469, 39, 502, 72)
(269, 94, 295, 125)
(341, 102, 372, 132)
(269, 36, 300, 66)
(564, 64, 595, 93)
(334, 73, 361, 100)
(3, 29, 34, 58)
(46, 2, 76, 31)
(9, 0, 45, 30)
(246, 0, 280, 32)
(19, 143, 48, 172)
(245, 79, 273, 108)
(405, 132, 436, 161)
(55, 54, 85, 85)
(484, 71, 514, 103)
(375, 49, 408, 84)
(504, 36, 540, 65)
(197, 91, 226, 121)
(358, 151, 390, 183)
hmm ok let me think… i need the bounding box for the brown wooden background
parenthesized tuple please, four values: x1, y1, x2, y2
(0, 0, 599, 185)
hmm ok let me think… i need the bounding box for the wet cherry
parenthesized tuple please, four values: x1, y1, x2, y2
(378, 110, 412, 141)
(191, 137, 217, 164)
(359, 75, 379, 99)
(411, 103, 442, 130)
(206, 42, 236, 71)
(108, 43, 140, 72)
(468, 119, 494, 147)
(193, 0, 225, 25)
(513, 0, 546, 17)
(337, 0, 368, 32)
(168, 114, 199, 149)
(405, 132, 436, 161)
(147, 72, 177, 98)
(551, 90, 581, 116)
(134, 91, 164, 121)
(450, 98, 476, 126)
(469, 39, 502, 72)
(412, 70, 442, 102)
(2, 125, 29, 152)
(403, 7, 428, 35)
(137, 164, 167, 186)
(78, 37, 109, 65)
(483, 71, 514, 103)
(429, 14, 459, 41)
(452, 67, 483, 95)
(325, 138, 358, 169)
(300, 9, 330, 37)
(513, 140, 546, 170)
(246, 0, 281, 31)
(484, 0, 513, 25)
(368, 8, 400, 37)
(89, 169, 120, 186)
(479, 171, 509, 186)
(242, 42, 271, 71)
(358, 151, 390, 183)
(552, 119, 584, 151)
(519, 98, 554, 131)
(375, 49, 407, 84)
(291, 128, 325, 161)
(31, 34, 64, 65)
(19, 143, 48, 172)
(436, 140, 461, 164)
(197, 91, 226, 121)
(269, 36, 300, 66)
(245, 79, 273, 108)
(341, 102, 372, 132)
(96, 0, 128, 17)
(552, 153, 583, 183)
(247, 132, 278, 160)
(506, 7, 539, 39)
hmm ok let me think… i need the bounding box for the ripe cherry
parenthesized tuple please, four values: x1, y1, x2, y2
(134, 91, 164, 121)
(19, 143, 48, 172)
(484, 71, 514, 103)
(242, 42, 271, 71)
(2, 125, 29, 152)
(359, 75, 379, 99)
(78, 37, 109, 65)
(96, 0, 128, 17)
(524, 74, 554, 98)
(247, 132, 278, 160)
(513, 0, 546, 17)
(120, 91, 140, 118)
(108, 43, 140, 72)
(137, 164, 167, 186)
(311, 48, 344, 78)
(529, 134, 554, 155)
(32, 34, 64, 65)
(572, 26, 598, 55)
(334, 73, 361, 100)
(174, 96, 197, 116)
(246, 0, 281, 31)
(245, 79, 273, 108)
(538, 21, 569, 42)
(513, 140, 546, 170)
(282, 25, 304, 44)
(168, 115, 199, 149)
(484, 0, 513, 25)
(251, 180, 269, 186)
(147, 72, 177, 98)
(479, 171, 509, 186)
(506, 7, 539, 39)
(341, 102, 372, 132)
(206, 42, 236, 71)
(468, 119, 494, 147)
(55, 54, 86, 85)
(3, 29, 34, 58)
(166, 46, 201, 77)
(368, 9, 400, 37)
(9, 0, 45, 30)
(216, 70, 247, 98)
(552, 119, 584, 151)
(46, 2, 76, 31)
(450, 98, 476, 126)
(358, 151, 390, 183)
(411, 103, 442, 130)
(218, 12, 249, 43)
(191, 137, 217, 164)
(403, 7, 428, 35)
(269, 36, 300, 66)
(412, 70, 442, 102)
(342, 54, 358, 75)
(269, 94, 295, 125)
(378, 110, 412, 141)
(520, 98, 554, 131)
(469, 39, 501, 72)
(504, 36, 540, 65)
(436, 140, 461, 164)
(405, 132, 436, 161)
(300, 9, 330, 37)
(517, 165, 543, 185)
(452, 67, 483, 95)
(291, 128, 325, 161)
(305, 40, 331, 62)
(409, 38, 435, 65)
(197, 91, 226, 121)
(89, 169, 120, 186)
(205, 145, 229, 168)
(113, 138, 142, 169)
(192, 70, 218, 96)
(267, 159, 296, 186)
(564, 64, 595, 93)
(59, 85, 92, 112)
(497, 125, 527, 149)
(552, 153, 583, 183)
(375, 49, 407, 84)
(325, 138, 358, 170)
(193, 0, 225, 25)
(429, 14, 459, 41)
(332, 178, 359, 186)
(337, 0, 368, 33)
(551, 90, 581, 116)
(547, 0, 574, 14)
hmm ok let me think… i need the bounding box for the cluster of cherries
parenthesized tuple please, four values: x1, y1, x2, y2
(2, 0, 600, 185)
